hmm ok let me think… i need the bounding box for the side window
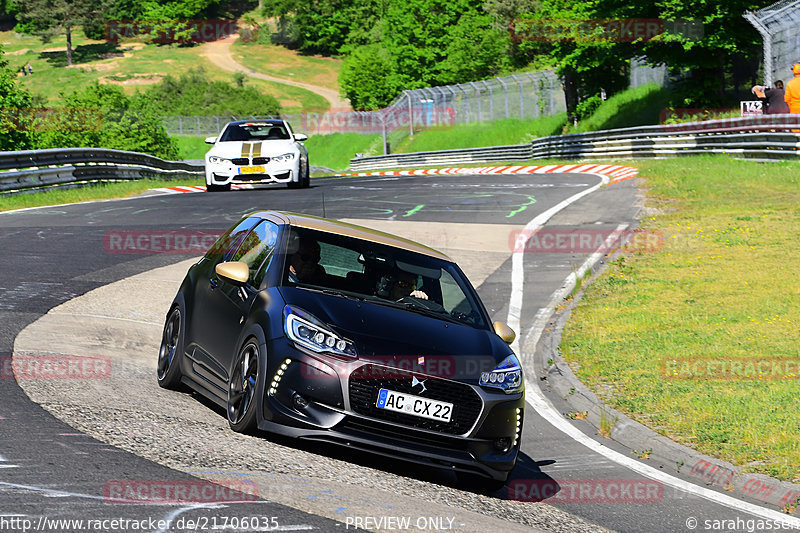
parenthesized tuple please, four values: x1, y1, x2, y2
(206, 217, 259, 262)
(232, 220, 279, 287)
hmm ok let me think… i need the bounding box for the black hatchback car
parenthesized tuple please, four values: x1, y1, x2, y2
(157, 211, 525, 485)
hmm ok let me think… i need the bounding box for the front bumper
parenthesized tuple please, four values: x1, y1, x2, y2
(206, 161, 297, 185)
(260, 340, 525, 480)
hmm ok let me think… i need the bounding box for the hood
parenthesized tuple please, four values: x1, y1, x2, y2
(278, 287, 508, 377)
(206, 139, 298, 159)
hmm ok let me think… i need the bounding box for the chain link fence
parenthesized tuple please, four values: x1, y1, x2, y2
(745, 0, 800, 87)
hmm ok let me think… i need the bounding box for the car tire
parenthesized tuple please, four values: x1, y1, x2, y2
(287, 159, 310, 189)
(227, 338, 262, 434)
(157, 306, 185, 390)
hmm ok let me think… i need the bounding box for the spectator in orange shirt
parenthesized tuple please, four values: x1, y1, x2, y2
(784, 64, 800, 113)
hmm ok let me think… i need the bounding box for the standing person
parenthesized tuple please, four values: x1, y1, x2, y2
(21, 65, 27, 76)
(753, 80, 789, 114)
(27, 64, 33, 75)
(784, 64, 800, 114)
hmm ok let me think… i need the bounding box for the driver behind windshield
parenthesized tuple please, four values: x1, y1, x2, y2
(288, 237, 327, 284)
(388, 270, 428, 300)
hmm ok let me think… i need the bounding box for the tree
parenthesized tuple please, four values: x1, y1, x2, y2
(15, 0, 104, 66)
(0, 46, 34, 150)
(339, 44, 402, 110)
(438, 11, 511, 85)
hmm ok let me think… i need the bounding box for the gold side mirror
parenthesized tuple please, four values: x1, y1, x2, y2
(493, 321, 516, 345)
(215, 261, 249, 286)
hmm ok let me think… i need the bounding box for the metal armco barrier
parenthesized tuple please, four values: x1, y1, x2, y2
(350, 115, 800, 171)
(0, 148, 203, 193)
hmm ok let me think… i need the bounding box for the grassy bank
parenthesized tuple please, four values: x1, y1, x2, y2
(0, 178, 203, 212)
(561, 156, 800, 482)
(571, 84, 671, 132)
(395, 115, 567, 153)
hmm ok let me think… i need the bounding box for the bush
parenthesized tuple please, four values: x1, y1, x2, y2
(136, 67, 282, 117)
(33, 82, 179, 160)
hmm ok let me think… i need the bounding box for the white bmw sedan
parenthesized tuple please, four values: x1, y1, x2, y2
(204, 119, 310, 191)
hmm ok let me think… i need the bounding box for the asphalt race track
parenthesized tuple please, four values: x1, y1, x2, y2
(1, 173, 798, 533)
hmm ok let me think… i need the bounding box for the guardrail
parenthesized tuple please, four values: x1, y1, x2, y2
(350, 115, 800, 170)
(0, 148, 203, 194)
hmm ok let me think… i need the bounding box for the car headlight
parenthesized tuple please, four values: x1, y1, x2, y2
(272, 153, 296, 163)
(283, 306, 357, 358)
(480, 354, 523, 393)
(208, 156, 230, 164)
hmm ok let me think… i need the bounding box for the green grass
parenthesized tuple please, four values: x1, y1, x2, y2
(571, 84, 672, 133)
(304, 133, 383, 170)
(0, 178, 203, 212)
(394, 115, 567, 153)
(1, 30, 327, 113)
(174, 136, 212, 160)
(561, 156, 800, 482)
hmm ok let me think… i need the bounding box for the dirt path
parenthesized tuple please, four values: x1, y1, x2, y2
(201, 35, 350, 111)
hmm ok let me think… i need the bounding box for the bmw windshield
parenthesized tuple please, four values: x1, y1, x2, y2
(281, 227, 490, 329)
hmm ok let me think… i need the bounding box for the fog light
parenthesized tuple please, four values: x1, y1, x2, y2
(293, 393, 309, 409)
(494, 437, 512, 453)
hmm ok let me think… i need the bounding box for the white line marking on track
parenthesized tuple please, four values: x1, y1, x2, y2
(509, 174, 800, 526)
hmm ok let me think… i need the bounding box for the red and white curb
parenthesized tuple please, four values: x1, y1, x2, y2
(336, 164, 638, 185)
(149, 184, 248, 194)
(150, 165, 639, 194)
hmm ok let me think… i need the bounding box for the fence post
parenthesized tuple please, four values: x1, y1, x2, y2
(178, 116, 183, 136)
(497, 77, 510, 119)
(482, 80, 494, 121)
(469, 82, 482, 122)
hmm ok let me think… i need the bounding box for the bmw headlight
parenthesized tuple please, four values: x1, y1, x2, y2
(480, 354, 523, 393)
(283, 306, 356, 358)
(208, 156, 230, 164)
(272, 153, 296, 163)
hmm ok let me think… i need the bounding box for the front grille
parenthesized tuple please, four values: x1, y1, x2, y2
(348, 364, 482, 435)
(231, 157, 249, 165)
(252, 157, 271, 165)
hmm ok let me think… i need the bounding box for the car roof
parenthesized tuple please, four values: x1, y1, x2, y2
(251, 211, 452, 261)
(227, 119, 285, 127)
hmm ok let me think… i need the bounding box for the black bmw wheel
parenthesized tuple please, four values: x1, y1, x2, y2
(157, 306, 184, 389)
(227, 339, 261, 433)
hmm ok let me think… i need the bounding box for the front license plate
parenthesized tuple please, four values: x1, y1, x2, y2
(239, 166, 265, 174)
(376, 388, 453, 422)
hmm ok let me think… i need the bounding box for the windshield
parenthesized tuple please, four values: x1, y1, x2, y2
(282, 227, 489, 329)
(219, 122, 291, 142)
